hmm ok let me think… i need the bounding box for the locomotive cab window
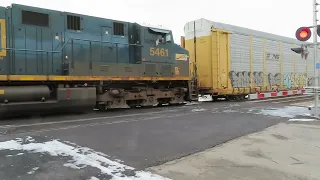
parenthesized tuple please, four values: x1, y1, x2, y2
(165, 34, 172, 42)
(22, 10, 49, 27)
(149, 27, 172, 44)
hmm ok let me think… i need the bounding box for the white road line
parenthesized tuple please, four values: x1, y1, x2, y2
(0, 111, 199, 137)
(0, 109, 180, 129)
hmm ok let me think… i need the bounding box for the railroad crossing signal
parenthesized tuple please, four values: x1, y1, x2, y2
(295, 27, 312, 41)
(294, 25, 320, 42)
(291, 26, 319, 59)
(291, 45, 309, 60)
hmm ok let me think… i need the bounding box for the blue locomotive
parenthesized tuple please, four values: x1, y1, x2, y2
(0, 4, 191, 116)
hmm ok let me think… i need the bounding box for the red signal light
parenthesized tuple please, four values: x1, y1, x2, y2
(295, 27, 311, 41)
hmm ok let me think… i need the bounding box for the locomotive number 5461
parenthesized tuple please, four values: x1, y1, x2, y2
(150, 48, 169, 57)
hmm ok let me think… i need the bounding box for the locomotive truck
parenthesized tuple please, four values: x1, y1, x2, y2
(0, 4, 192, 116)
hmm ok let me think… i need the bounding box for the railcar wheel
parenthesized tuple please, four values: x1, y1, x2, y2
(212, 96, 218, 102)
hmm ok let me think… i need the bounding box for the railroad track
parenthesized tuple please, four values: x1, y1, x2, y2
(198, 94, 315, 104)
(249, 94, 315, 104)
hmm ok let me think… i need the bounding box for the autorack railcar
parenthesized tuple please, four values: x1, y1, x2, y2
(182, 18, 311, 101)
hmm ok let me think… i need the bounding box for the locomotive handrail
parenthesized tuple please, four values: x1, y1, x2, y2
(0, 38, 142, 54)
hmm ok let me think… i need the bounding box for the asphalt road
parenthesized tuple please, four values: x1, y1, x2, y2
(0, 95, 313, 180)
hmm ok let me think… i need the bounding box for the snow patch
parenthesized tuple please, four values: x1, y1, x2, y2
(192, 108, 207, 112)
(248, 106, 310, 118)
(198, 95, 212, 102)
(291, 101, 314, 107)
(288, 119, 319, 122)
(228, 104, 240, 108)
(185, 102, 200, 106)
(0, 137, 170, 180)
(15, 138, 23, 143)
(88, 177, 100, 180)
(223, 109, 239, 113)
(27, 167, 39, 175)
(26, 136, 35, 142)
(64, 163, 82, 169)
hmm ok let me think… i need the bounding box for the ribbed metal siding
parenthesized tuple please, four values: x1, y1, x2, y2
(295, 54, 306, 74)
(265, 39, 280, 75)
(230, 33, 250, 72)
(185, 18, 317, 89)
(282, 42, 296, 89)
(282, 42, 294, 74)
(252, 37, 264, 72)
(206, 18, 313, 89)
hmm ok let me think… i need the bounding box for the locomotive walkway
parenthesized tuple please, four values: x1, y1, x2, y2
(0, 95, 318, 180)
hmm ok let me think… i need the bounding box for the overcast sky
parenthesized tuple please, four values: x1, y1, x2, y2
(0, 0, 316, 44)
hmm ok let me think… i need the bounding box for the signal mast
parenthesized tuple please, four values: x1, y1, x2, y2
(291, 0, 319, 117)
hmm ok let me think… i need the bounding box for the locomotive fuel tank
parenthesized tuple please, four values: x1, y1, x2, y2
(0, 86, 97, 117)
(0, 86, 51, 103)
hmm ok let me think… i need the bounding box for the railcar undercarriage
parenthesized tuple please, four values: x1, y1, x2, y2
(0, 80, 190, 118)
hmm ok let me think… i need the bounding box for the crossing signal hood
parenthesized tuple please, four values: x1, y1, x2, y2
(291, 46, 309, 59)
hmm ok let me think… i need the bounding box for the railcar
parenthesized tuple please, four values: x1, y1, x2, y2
(182, 18, 311, 101)
(0, 4, 191, 116)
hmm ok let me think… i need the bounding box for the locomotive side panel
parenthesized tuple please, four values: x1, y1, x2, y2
(0, 3, 191, 117)
(140, 26, 189, 79)
(64, 13, 132, 76)
(0, 4, 190, 81)
(0, 6, 7, 74)
(9, 4, 64, 76)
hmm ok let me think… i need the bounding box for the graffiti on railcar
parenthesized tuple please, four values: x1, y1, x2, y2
(266, 52, 280, 61)
(229, 71, 313, 88)
(229, 71, 251, 87)
(283, 73, 306, 89)
(307, 77, 315, 86)
(267, 73, 281, 86)
(253, 72, 264, 86)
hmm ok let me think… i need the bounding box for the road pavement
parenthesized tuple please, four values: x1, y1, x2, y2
(0, 95, 315, 180)
(148, 120, 320, 180)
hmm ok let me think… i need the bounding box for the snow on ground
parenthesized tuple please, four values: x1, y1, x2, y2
(0, 137, 170, 180)
(27, 167, 39, 175)
(184, 102, 200, 106)
(291, 101, 314, 107)
(223, 109, 239, 113)
(228, 104, 240, 107)
(219, 105, 312, 119)
(288, 119, 319, 122)
(191, 108, 207, 112)
(198, 95, 212, 102)
(88, 177, 100, 180)
(248, 106, 310, 118)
